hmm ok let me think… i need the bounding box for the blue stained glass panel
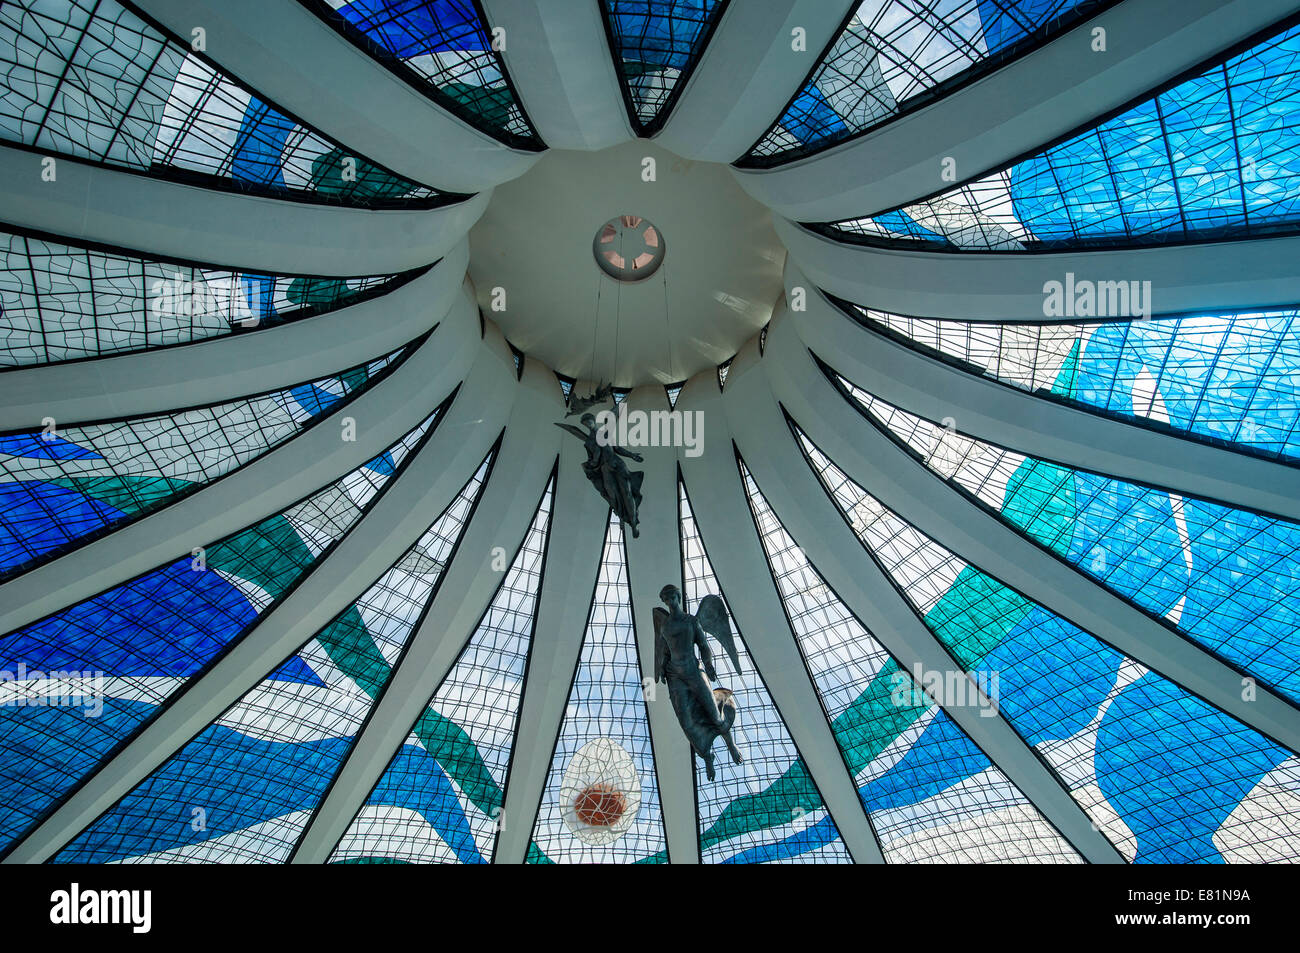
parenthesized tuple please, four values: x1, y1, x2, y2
(0, 412, 437, 854)
(0, 347, 406, 579)
(330, 479, 553, 864)
(51, 453, 489, 864)
(309, 0, 537, 145)
(601, 0, 725, 132)
(747, 0, 1100, 163)
(680, 484, 852, 864)
(739, 457, 1081, 862)
(798, 424, 1300, 863)
(821, 22, 1300, 248)
(844, 380, 1300, 706)
(0, 0, 441, 204)
(0, 225, 408, 368)
(844, 303, 1300, 462)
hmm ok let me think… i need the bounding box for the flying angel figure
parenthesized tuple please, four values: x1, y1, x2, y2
(554, 414, 644, 537)
(565, 381, 616, 417)
(653, 584, 744, 780)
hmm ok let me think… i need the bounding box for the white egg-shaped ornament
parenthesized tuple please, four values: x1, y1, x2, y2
(560, 738, 642, 845)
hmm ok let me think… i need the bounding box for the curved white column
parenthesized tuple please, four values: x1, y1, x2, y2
(480, 0, 632, 151)
(734, 0, 1299, 221)
(0, 244, 470, 430)
(495, 392, 612, 863)
(762, 313, 1300, 755)
(2, 334, 513, 864)
(0, 146, 487, 275)
(787, 268, 1300, 523)
(780, 220, 1300, 322)
(654, 0, 854, 162)
(677, 365, 886, 863)
(0, 287, 481, 637)
(292, 344, 561, 863)
(620, 385, 698, 863)
(720, 342, 1121, 862)
(132, 0, 540, 194)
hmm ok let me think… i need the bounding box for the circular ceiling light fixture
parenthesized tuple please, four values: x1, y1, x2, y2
(593, 214, 665, 281)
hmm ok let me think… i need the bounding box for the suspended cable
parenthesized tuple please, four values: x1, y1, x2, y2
(661, 263, 674, 381)
(614, 219, 624, 386)
(589, 254, 603, 386)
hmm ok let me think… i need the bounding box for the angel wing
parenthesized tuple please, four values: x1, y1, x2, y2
(652, 607, 670, 684)
(695, 594, 740, 676)
(553, 422, 590, 441)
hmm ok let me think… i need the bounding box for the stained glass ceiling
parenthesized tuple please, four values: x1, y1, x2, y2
(1, 0, 1298, 868)
(815, 17, 1300, 249)
(2, 407, 440, 854)
(0, 226, 419, 367)
(834, 295, 1300, 463)
(600, 0, 729, 135)
(302, 0, 541, 150)
(0, 344, 410, 580)
(744, 0, 1111, 166)
(0, 0, 450, 205)
(794, 421, 1300, 863)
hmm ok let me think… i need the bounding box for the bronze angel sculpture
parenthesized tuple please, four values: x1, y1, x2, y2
(565, 381, 615, 417)
(654, 584, 744, 780)
(555, 413, 644, 538)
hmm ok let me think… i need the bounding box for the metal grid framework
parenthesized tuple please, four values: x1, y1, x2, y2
(745, 0, 1103, 165)
(841, 377, 1300, 707)
(50, 451, 490, 864)
(796, 423, 1300, 863)
(0, 410, 438, 858)
(600, 0, 727, 134)
(679, 482, 852, 864)
(0, 345, 407, 580)
(739, 456, 1082, 863)
(528, 513, 666, 864)
(301, 0, 538, 149)
(842, 300, 1300, 464)
(817, 20, 1300, 249)
(0, 0, 444, 206)
(329, 477, 553, 864)
(0, 228, 414, 368)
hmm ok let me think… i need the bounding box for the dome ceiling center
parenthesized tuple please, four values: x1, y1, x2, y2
(468, 140, 785, 387)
